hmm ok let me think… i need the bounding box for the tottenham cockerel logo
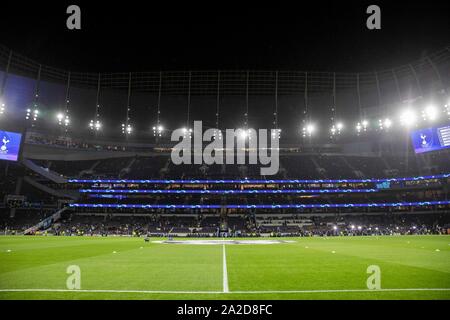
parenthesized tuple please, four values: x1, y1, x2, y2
(0, 136, 10, 153)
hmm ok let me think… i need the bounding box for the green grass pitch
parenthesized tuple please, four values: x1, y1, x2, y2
(0, 235, 449, 300)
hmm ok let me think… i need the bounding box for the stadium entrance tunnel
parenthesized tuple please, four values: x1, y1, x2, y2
(152, 239, 296, 245)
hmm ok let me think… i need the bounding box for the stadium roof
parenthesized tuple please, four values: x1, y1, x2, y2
(0, 2, 449, 72)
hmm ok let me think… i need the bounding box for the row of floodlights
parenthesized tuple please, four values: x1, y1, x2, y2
(0, 101, 449, 137)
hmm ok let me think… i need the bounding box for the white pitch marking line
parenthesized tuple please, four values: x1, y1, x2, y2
(231, 288, 450, 294)
(0, 288, 449, 294)
(0, 289, 223, 294)
(222, 244, 229, 293)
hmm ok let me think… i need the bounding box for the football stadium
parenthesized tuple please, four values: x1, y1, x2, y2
(0, 3, 449, 302)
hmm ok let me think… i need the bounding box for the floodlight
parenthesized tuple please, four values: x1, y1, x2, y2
(399, 109, 417, 127)
(422, 105, 438, 121)
(122, 123, 132, 134)
(378, 118, 392, 130)
(181, 127, 192, 138)
(356, 120, 368, 134)
(271, 128, 281, 139)
(213, 129, 223, 140)
(330, 126, 336, 135)
(152, 124, 164, 137)
(303, 123, 315, 137)
(90, 120, 102, 131)
(31, 109, 39, 121)
(331, 122, 343, 137)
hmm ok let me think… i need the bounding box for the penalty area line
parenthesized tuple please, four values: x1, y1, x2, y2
(0, 288, 449, 294)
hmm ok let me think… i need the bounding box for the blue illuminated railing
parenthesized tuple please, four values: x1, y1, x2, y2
(69, 200, 450, 209)
(80, 189, 379, 194)
(68, 173, 450, 184)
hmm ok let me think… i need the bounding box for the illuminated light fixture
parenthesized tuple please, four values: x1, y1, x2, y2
(152, 124, 164, 137)
(362, 120, 369, 129)
(356, 120, 368, 134)
(330, 126, 337, 136)
(357, 226, 362, 230)
(181, 127, 192, 138)
(302, 123, 315, 137)
(422, 105, 438, 121)
(121, 123, 132, 135)
(239, 129, 248, 139)
(56, 113, 66, 126)
(89, 120, 102, 131)
(399, 109, 417, 127)
(26, 108, 39, 122)
(238, 128, 254, 140)
(330, 122, 343, 136)
(384, 118, 392, 129)
(271, 128, 281, 139)
(445, 104, 450, 119)
(350, 225, 355, 230)
(247, 128, 254, 140)
(355, 120, 368, 133)
(378, 118, 392, 130)
(0, 102, 5, 115)
(213, 129, 223, 140)
(333, 225, 338, 231)
(377, 119, 383, 130)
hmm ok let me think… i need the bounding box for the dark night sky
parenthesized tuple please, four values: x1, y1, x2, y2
(0, 1, 449, 140)
(0, 1, 449, 72)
